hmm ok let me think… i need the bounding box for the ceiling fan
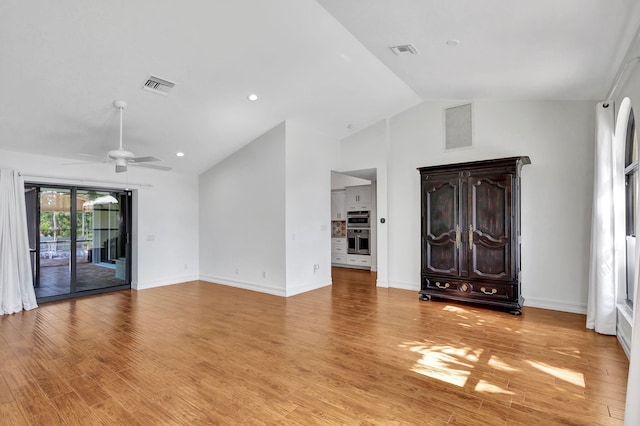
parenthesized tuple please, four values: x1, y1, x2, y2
(68, 100, 171, 173)
(106, 100, 171, 173)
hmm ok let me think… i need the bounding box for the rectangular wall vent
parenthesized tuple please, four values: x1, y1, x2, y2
(390, 44, 419, 56)
(444, 103, 473, 150)
(142, 75, 176, 95)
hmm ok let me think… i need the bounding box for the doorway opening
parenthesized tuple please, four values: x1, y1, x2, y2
(330, 169, 378, 273)
(25, 184, 132, 302)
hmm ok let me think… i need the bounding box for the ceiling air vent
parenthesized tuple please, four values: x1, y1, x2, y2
(390, 44, 419, 56)
(141, 75, 176, 95)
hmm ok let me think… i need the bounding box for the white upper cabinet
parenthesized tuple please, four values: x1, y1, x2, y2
(345, 185, 371, 211)
(331, 190, 346, 220)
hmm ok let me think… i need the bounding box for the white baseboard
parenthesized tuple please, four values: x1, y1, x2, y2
(376, 279, 389, 288)
(199, 274, 286, 297)
(617, 305, 633, 359)
(133, 274, 200, 290)
(199, 275, 331, 297)
(523, 296, 587, 314)
(286, 280, 332, 297)
(618, 329, 632, 359)
(389, 280, 419, 291)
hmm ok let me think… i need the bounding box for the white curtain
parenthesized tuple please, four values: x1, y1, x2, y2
(0, 169, 37, 315)
(587, 102, 617, 335)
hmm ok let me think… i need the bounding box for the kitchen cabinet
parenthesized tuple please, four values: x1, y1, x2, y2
(331, 190, 346, 220)
(331, 238, 347, 255)
(345, 185, 371, 211)
(332, 254, 348, 265)
(331, 238, 347, 265)
(418, 156, 530, 315)
(347, 254, 371, 268)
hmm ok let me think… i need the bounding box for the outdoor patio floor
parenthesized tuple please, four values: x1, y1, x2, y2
(35, 258, 127, 298)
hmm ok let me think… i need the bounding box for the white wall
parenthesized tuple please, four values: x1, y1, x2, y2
(198, 120, 337, 296)
(0, 149, 200, 290)
(199, 123, 287, 296)
(339, 101, 595, 313)
(330, 171, 370, 189)
(285, 121, 334, 295)
(133, 171, 200, 289)
(337, 119, 390, 287)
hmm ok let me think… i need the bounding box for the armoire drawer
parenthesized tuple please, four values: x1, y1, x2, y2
(422, 277, 513, 302)
(468, 283, 513, 302)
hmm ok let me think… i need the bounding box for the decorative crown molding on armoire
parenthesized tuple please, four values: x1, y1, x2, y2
(418, 156, 531, 315)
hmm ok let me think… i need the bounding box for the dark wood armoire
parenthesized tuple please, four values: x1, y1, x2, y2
(418, 156, 530, 314)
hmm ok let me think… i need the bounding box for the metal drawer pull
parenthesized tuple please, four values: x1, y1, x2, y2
(435, 282, 450, 289)
(456, 224, 460, 249)
(480, 287, 497, 295)
(469, 224, 473, 250)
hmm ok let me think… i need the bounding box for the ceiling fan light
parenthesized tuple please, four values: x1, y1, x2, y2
(108, 149, 134, 160)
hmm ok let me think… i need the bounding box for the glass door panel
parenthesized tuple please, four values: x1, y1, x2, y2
(76, 190, 129, 291)
(36, 188, 72, 298)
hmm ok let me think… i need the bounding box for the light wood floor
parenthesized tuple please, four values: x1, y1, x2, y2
(0, 267, 629, 425)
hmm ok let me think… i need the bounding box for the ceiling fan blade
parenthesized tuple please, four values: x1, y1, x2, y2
(131, 156, 160, 163)
(116, 164, 127, 173)
(133, 163, 172, 171)
(62, 161, 97, 166)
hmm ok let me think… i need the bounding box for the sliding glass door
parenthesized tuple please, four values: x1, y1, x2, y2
(26, 184, 132, 302)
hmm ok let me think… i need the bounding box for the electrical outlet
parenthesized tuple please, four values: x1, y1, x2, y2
(313, 264, 319, 271)
(262, 271, 266, 278)
(235, 268, 239, 274)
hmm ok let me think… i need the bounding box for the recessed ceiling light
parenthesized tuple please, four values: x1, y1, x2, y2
(446, 39, 460, 47)
(247, 94, 258, 101)
(176, 152, 185, 157)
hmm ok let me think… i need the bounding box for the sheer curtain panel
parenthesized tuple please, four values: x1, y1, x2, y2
(0, 169, 37, 315)
(587, 102, 617, 335)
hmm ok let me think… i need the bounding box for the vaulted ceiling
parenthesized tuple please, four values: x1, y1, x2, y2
(1, 0, 639, 174)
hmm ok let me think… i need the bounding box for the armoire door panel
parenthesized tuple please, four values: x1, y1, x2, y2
(423, 178, 460, 275)
(469, 175, 512, 280)
(470, 176, 511, 238)
(427, 242, 458, 274)
(472, 245, 508, 277)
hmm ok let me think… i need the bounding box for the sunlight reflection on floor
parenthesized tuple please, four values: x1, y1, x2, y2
(402, 342, 482, 387)
(488, 355, 519, 372)
(474, 379, 515, 395)
(401, 304, 587, 398)
(526, 360, 586, 388)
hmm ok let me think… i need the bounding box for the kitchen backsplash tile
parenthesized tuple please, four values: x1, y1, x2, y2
(332, 221, 346, 238)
